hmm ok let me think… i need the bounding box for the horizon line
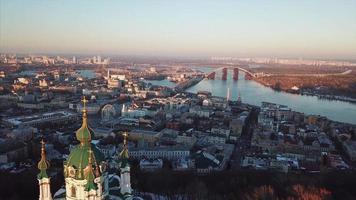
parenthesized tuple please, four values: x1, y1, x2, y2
(1, 51, 356, 62)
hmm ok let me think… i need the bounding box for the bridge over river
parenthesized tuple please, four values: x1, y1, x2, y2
(206, 65, 256, 80)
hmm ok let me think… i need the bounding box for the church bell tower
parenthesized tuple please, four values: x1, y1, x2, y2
(38, 139, 52, 200)
(119, 132, 132, 199)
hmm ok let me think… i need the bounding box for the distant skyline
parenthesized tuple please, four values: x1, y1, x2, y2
(1, 0, 356, 59)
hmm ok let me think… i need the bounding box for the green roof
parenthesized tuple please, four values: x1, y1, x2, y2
(84, 169, 97, 191)
(38, 158, 50, 170)
(119, 147, 130, 168)
(65, 143, 104, 178)
(76, 118, 94, 144)
(120, 159, 129, 169)
(38, 169, 48, 179)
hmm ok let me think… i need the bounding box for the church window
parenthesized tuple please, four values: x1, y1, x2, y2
(71, 186, 76, 197)
(69, 168, 75, 177)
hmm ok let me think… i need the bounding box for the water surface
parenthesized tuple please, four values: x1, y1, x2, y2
(187, 67, 356, 124)
(147, 67, 356, 124)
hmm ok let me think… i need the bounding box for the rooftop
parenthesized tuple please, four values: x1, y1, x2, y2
(3, 110, 77, 126)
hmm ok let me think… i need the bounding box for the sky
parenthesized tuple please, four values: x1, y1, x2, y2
(1, 0, 356, 59)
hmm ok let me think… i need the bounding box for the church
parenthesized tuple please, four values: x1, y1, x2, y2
(37, 97, 143, 200)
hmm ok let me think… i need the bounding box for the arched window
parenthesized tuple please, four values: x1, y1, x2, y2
(71, 186, 76, 197)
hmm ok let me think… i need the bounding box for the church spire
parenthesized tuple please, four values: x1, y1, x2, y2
(38, 139, 50, 179)
(120, 132, 130, 165)
(81, 95, 88, 127)
(64, 97, 107, 200)
(76, 96, 94, 145)
(38, 139, 52, 200)
(119, 132, 132, 198)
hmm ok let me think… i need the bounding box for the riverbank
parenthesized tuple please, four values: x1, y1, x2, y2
(253, 77, 356, 104)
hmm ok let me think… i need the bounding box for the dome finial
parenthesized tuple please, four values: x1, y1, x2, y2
(81, 96, 88, 114)
(76, 96, 94, 144)
(120, 132, 130, 166)
(38, 139, 50, 179)
(40, 139, 46, 158)
(81, 96, 88, 126)
(123, 132, 128, 147)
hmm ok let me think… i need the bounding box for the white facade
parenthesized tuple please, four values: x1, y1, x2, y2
(39, 178, 52, 200)
(120, 166, 132, 197)
(189, 106, 212, 118)
(64, 173, 108, 200)
(139, 159, 163, 171)
(130, 149, 190, 161)
(206, 135, 226, 144)
(107, 78, 122, 89)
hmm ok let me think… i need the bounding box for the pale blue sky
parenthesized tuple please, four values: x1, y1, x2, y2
(1, 0, 356, 59)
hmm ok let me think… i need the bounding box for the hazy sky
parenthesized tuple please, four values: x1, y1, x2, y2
(1, 0, 356, 59)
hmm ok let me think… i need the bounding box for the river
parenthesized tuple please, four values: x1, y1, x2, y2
(148, 67, 356, 125)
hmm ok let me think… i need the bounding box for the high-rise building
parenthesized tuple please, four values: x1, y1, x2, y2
(97, 56, 101, 64)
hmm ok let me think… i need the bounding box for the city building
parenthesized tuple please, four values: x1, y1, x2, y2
(139, 159, 163, 171)
(0, 140, 28, 163)
(3, 110, 78, 128)
(129, 146, 190, 161)
(129, 129, 160, 144)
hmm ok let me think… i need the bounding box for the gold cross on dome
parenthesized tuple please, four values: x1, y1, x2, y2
(81, 96, 88, 109)
(122, 132, 128, 146)
(40, 139, 46, 154)
(40, 139, 47, 161)
(40, 139, 45, 147)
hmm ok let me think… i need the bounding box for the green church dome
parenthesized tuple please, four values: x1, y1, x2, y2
(75, 113, 94, 144)
(64, 96, 105, 180)
(75, 98, 94, 144)
(66, 143, 105, 170)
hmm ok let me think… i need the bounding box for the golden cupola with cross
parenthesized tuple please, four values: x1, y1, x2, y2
(63, 96, 108, 200)
(75, 96, 94, 144)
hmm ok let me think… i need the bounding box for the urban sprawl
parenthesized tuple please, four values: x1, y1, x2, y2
(0, 54, 356, 198)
